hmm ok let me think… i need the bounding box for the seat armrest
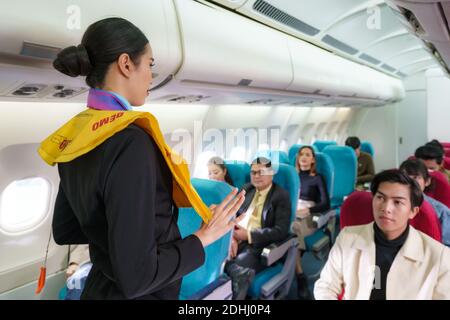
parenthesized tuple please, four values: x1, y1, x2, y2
(188, 275, 232, 300)
(261, 234, 298, 267)
(311, 209, 336, 229)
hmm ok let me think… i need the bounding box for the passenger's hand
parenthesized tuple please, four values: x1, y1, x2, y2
(194, 188, 246, 247)
(229, 237, 239, 258)
(297, 208, 310, 219)
(233, 225, 248, 241)
(66, 263, 79, 278)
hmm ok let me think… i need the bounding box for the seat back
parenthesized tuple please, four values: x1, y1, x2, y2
(322, 146, 357, 208)
(360, 141, 375, 157)
(253, 150, 290, 168)
(340, 191, 442, 242)
(340, 191, 374, 229)
(224, 160, 250, 190)
(410, 200, 442, 242)
(272, 163, 300, 222)
(425, 170, 450, 208)
(312, 140, 337, 152)
(444, 157, 450, 170)
(315, 152, 335, 199)
(444, 148, 450, 157)
(178, 179, 232, 299)
(441, 142, 450, 148)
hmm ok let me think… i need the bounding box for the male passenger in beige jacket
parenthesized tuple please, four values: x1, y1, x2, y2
(314, 169, 450, 300)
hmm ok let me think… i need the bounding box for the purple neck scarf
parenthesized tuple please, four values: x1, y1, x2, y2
(87, 89, 132, 111)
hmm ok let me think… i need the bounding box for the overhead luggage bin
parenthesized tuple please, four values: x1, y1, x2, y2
(173, 0, 293, 91)
(0, 0, 182, 102)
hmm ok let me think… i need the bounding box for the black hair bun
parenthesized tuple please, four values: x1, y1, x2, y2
(53, 44, 92, 77)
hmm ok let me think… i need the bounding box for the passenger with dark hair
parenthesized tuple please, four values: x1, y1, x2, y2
(426, 139, 445, 154)
(38, 18, 246, 300)
(207, 156, 234, 186)
(314, 169, 450, 300)
(225, 157, 291, 299)
(415, 144, 450, 183)
(400, 159, 450, 246)
(292, 146, 330, 299)
(345, 136, 375, 188)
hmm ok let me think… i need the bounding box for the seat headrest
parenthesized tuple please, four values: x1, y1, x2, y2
(322, 145, 357, 207)
(253, 150, 290, 168)
(312, 140, 337, 152)
(224, 160, 250, 190)
(426, 170, 450, 208)
(340, 191, 373, 229)
(360, 141, 375, 157)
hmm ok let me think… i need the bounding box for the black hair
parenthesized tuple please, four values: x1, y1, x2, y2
(425, 139, 445, 154)
(399, 158, 433, 193)
(415, 145, 444, 165)
(370, 169, 424, 209)
(251, 157, 272, 168)
(53, 17, 149, 88)
(207, 156, 234, 186)
(345, 136, 361, 150)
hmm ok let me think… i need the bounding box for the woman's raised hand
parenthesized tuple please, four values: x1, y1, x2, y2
(194, 188, 246, 247)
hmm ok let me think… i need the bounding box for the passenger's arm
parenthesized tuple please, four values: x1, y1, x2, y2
(103, 129, 205, 299)
(309, 175, 331, 214)
(357, 155, 375, 184)
(313, 230, 345, 300)
(433, 247, 450, 299)
(249, 190, 291, 247)
(52, 183, 89, 245)
(69, 244, 90, 265)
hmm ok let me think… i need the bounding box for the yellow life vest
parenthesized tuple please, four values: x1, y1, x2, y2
(38, 108, 211, 223)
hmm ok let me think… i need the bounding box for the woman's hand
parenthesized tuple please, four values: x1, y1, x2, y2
(194, 188, 246, 247)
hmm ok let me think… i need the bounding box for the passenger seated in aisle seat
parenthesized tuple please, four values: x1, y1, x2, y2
(64, 245, 91, 300)
(207, 156, 234, 187)
(291, 146, 330, 300)
(225, 157, 291, 300)
(345, 136, 375, 190)
(415, 144, 450, 184)
(66, 244, 90, 278)
(314, 169, 450, 300)
(400, 159, 450, 247)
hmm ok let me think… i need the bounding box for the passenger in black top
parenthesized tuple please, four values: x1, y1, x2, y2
(291, 146, 330, 300)
(370, 222, 409, 300)
(298, 170, 330, 214)
(50, 17, 245, 300)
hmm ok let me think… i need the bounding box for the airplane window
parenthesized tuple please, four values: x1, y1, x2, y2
(193, 151, 217, 179)
(280, 139, 288, 152)
(0, 177, 50, 234)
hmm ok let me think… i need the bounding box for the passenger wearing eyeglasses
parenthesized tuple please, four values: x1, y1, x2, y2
(224, 157, 291, 300)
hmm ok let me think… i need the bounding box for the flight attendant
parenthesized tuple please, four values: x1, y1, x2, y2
(38, 17, 245, 299)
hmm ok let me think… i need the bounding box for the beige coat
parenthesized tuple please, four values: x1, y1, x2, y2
(69, 244, 90, 266)
(314, 222, 450, 300)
